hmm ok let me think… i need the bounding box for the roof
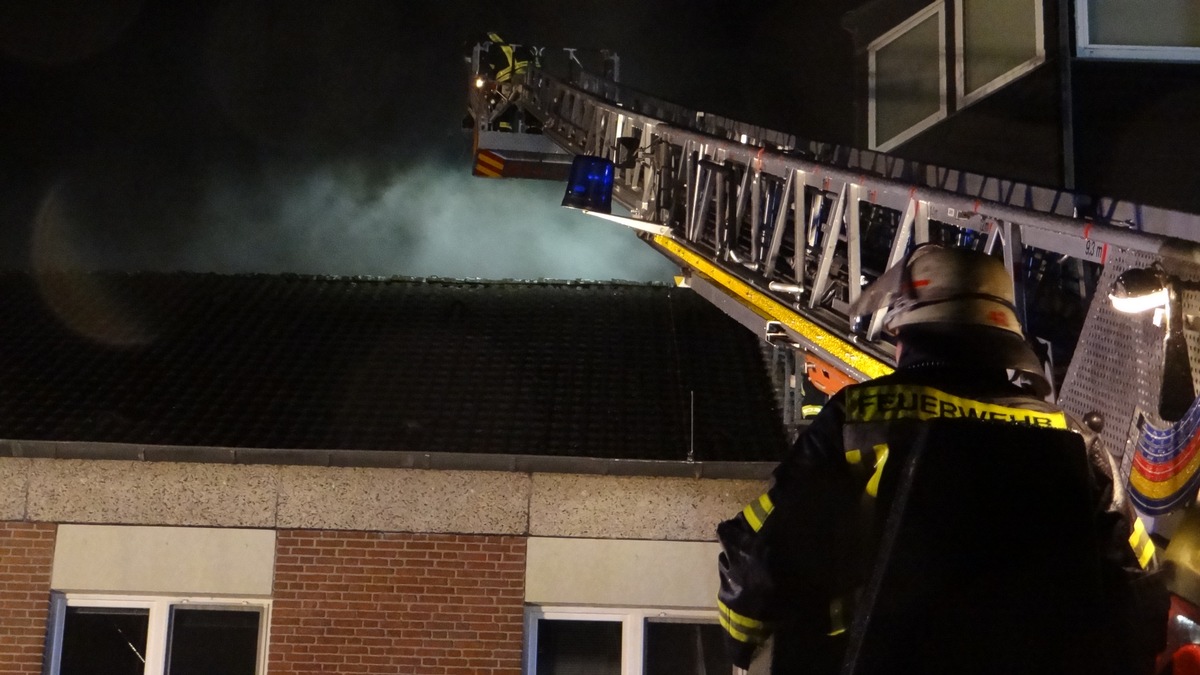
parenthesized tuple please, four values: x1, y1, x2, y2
(0, 272, 787, 467)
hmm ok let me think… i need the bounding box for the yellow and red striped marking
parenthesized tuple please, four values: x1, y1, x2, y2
(474, 150, 504, 178)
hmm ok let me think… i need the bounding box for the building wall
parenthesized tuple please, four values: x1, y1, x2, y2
(0, 456, 766, 672)
(893, 66, 1064, 188)
(269, 530, 526, 675)
(1072, 60, 1200, 214)
(0, 522, 55, 675)
(844, 1, 1200, 215)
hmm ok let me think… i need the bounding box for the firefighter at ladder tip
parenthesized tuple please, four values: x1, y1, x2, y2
(717, 244, 1170, 674)
(467, 32, 537, 132)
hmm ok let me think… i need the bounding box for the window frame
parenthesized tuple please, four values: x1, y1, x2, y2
(954, 0, 1046, 108)
(44, 593, 272, 675)
(1075, 0, 1200, 61)
(523, 605, 730, 675)
(868, 1, 948, 152)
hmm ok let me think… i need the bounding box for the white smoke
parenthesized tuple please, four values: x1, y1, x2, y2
(37, 156, 678, 283)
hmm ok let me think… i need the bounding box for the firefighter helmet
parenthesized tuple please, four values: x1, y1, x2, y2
(852, 244, 1023, 335)
(852, 244, 1050, 395)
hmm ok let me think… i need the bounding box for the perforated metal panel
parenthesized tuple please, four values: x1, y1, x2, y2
(1059, 248, 1200, 514)
(1184, 288, 1200, 395)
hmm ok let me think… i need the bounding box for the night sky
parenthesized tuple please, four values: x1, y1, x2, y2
(0, 0, 861, 282)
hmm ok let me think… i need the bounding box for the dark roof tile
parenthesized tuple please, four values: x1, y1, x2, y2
(0, 272, 787, 462)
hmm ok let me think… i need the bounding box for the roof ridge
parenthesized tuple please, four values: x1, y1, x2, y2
(7, 269, 670, 288)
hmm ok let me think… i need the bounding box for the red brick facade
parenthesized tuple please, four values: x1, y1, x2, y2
(0, 522, 56, 675)
(270, 530, 527, 674)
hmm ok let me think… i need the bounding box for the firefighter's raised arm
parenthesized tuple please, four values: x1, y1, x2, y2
(717, 394, 854, 672)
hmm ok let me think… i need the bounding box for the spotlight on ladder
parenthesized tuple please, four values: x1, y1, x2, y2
(1109, 265, 1198, 422)
(1109, 266, 1171, 314)
(561, 155, 671, 235)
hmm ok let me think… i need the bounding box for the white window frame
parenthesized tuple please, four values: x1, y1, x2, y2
(1076, 0, 1200, 61)
(524, 605, 732, 675)
(955, 0, 1046, 108)
(46, 593, 272, 675)
(868, 1, 948, 152)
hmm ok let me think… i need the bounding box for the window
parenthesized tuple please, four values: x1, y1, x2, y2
(44, 594, 270, 675)
(869, 2, 947, 151)
(642, 620, 730, 675)
(1077, 0, 1200, 61)
(955, 0, 1045, 107)
(525, 607, 736, 675)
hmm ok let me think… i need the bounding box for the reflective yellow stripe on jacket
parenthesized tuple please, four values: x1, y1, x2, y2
(827, 595, 848, 636)
(718, 599, 771, 644)
(1128, 517, 1156, 569)
(846, 444, 890, 498)
(845, 384, 1068, 428)
(742, 492, 775, 532)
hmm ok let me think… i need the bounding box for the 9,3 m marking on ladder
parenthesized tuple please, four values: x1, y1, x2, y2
(1081, 223, 1109, 264)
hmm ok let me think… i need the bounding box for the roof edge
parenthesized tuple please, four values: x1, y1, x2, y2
(8, 269, 671, 288)
(0, 439, 774, 481)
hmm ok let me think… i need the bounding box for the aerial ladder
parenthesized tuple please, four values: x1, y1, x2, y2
(467, 43, 1200, 624)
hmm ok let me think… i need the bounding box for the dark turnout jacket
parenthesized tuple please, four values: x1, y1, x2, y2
(717, 360, 1166, 674)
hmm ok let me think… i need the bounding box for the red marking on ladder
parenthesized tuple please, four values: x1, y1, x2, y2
(1101, 243, 1109, 264)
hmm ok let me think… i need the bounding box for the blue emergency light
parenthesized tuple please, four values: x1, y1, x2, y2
(561, 155, 614, 213)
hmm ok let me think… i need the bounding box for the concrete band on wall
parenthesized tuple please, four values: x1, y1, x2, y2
(47, 529, 722, 612)
(0, 458, 764, 542)
(525, 537, 722, 609)
(51, 524, 276, 596)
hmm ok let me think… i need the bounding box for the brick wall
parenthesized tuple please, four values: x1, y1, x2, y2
(0, 522, 55, 675)
(270, 530, 526, 674)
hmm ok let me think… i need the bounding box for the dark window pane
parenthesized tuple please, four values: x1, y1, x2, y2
(962, 0, 1039, 95)
(166, 608, 260, 675)
(874, 11, 942, 146)
(1087, 0, 1200, 48)
(644, 621, 732, 675)
(536, 619, 621, 675)
(61, 606, 150, 675)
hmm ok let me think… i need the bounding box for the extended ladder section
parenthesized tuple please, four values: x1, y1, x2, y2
(486, 63, 1200, 519)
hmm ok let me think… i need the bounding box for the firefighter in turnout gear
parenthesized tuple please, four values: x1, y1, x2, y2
(717, 245, 1168, 674)
(482, 32, 530, 85)
(478, 32, 536, 132)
